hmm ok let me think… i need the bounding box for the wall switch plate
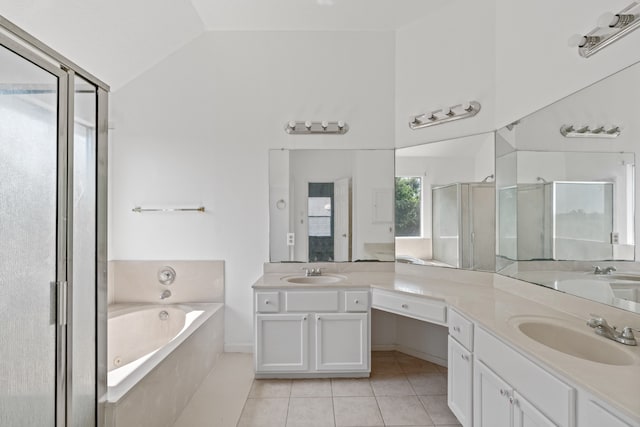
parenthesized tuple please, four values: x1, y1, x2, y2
(287, 233, 295, 246)
(611, 232, 619, 244)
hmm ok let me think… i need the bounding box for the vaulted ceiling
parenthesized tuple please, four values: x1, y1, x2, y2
(0, 0, 442, 90)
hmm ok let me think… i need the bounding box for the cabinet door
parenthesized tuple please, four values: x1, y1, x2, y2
(315, 313, 368, 371)
(513, 391, 557, 427)
(474, 360, 511, 427)
(256, 314, 309, 372)
(582, 400, 634, 427)
(448, 336, 472, 427)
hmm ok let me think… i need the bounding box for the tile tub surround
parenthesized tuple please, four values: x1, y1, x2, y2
(237, 351, 459, 427)
(106, 304, 224, 427)
(109, 260, 224, 303)
(255, 263, 640, 423)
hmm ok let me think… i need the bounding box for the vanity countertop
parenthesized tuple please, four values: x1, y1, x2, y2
(253, 264, 640, 423)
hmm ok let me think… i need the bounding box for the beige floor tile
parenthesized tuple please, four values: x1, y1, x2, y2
(406, 373, 447, 395)
(418, 395, 459, 425)
(397, 357, 441, 374)
(173, 353, 254, 427)
(290, 378, 333, 397)
(286, 397, 335, 427)
(249, 379, 293, 398)
(331, 378, 374, 397)
(377, 396, 434, 426)
(333, 397, 383, 427)
(371, 359, 404, 374)
(371, 350, 397, 360)
(237, 398, 289, 427)
(370, 374, 415, 397)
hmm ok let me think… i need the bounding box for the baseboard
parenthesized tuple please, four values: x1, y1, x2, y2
(372, 344, 398, 352)
(224, 343, 253, 353)
(396, 344, 448, 367)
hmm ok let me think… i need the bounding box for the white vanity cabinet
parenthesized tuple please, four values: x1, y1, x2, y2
(254, 288, 370, 377)
(447, 308, 474, 427)
(474, 327, 575, 427)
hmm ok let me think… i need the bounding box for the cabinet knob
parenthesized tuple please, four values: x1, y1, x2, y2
(499, 389, 506, 396)
(461, 354, 469, 361)
(453, 326, 461, 332)
(401, 304, 409, 309)
(265, 300, 270, 304)
(509, 396, 518, 406)
(318, 317, 321, 320)
(354, 299, 360, 304)
(303, 317, 307, 321)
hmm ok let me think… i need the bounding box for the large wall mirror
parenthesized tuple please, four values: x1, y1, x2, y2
(269, 149, 395, 262)
(496, 59, 639, 314)
(395, 132, 495, 272)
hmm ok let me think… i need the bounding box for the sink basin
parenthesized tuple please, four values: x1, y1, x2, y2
(282, 274, 346, 284)
(512, 317, 638, 366)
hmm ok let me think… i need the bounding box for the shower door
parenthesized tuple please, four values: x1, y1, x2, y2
(0, 41, 68, 425)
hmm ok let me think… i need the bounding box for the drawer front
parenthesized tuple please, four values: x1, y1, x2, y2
(285, 291, 339, 312)
(475, 327, 575, 427)
(256, 291, 280, 313)
(448, 308, 474, 351)
(345, 291, 370, 312)
(372, 289, 447, 325)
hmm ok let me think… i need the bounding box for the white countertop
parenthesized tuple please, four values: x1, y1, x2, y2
(254, 263, 640, 423)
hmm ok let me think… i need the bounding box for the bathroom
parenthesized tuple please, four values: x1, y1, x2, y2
(1, 0, 640, 426)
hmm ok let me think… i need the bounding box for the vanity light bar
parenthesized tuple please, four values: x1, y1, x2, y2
(285, 120, 349, 135)
(409, 101, 481, 130)
(132, 206, 206, 213)
(560, 125, 621, 138)
(571, 2, 640, 58)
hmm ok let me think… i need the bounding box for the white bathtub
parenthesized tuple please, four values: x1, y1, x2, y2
(106, 302, 223, 412)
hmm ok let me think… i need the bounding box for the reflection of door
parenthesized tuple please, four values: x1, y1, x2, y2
(334, 178, 351, 261)
(470, 184, 495, 271)
(308, 183, 334, 261)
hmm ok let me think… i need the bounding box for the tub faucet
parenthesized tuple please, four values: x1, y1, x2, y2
(587, 314, 637, 346)
(160, 290, 172, 300)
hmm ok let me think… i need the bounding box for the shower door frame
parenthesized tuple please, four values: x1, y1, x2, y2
(0, 16, 109, 427)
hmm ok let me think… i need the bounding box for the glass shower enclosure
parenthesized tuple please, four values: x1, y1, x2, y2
(0, 17, 108, 427)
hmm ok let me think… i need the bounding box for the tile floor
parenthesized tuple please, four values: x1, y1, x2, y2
(237, 351, 461, 427)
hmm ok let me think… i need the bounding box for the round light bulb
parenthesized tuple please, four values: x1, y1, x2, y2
(288, 121, 297, 129)
(304, 121, 312, 129)
(440, 106, 452, 116)
(568, 34, 586, 47)
(461, 102, 471, 112)
(597, 12, 617, 28)
(337, 120, 345, 129)
(321, 120, 329, 129)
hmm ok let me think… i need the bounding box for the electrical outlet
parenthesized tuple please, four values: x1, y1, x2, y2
(287, 233, 295, 246)
(611, 232, 619, 244)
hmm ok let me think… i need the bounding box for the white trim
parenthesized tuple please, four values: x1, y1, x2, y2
(224, 343, 254, 353)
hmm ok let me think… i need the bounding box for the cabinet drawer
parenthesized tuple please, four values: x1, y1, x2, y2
(448, 308, 473, 351)
(345, 291, 369, 312)
(285, 291, 339, 312)
(372, 289, 447, 325)
(256, 292, 280, 312)
(475, 327, 575, 427)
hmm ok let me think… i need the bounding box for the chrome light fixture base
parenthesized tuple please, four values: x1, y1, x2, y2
(409, 101, 481, 130)
(285, 120, 349, 135)
(560, 124, 621, 138)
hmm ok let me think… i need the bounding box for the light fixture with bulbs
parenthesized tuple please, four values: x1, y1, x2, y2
(409, 101, 481, 130)
(285, 120, 349, 135)
(569, 2, 640, 57)
(560, 124, 621, 138)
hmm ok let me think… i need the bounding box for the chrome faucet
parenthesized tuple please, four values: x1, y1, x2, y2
(587, 314, 637, 346)
(302, 267, 322, 277)
(593, 265, 617, 275)
(160, 289, 172, 300)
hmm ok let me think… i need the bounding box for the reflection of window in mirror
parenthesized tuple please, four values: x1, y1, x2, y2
(395, 177, 422, 237)
(308, 183, 334, 262)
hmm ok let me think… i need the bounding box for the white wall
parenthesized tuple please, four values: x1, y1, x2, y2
(395, 0, 497, 147)
(110, 31, 396, 350)
(495, 0, 640, 128)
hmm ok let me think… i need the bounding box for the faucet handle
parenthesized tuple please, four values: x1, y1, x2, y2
(592, 265, 603, 274)
(621, 327, 635, 340)
(587, 314, 608, 328)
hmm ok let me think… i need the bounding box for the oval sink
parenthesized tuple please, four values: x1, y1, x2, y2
(513, 317, 638, 366)
(606, 274, 640, 282)
(282, 274, 346, 285)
